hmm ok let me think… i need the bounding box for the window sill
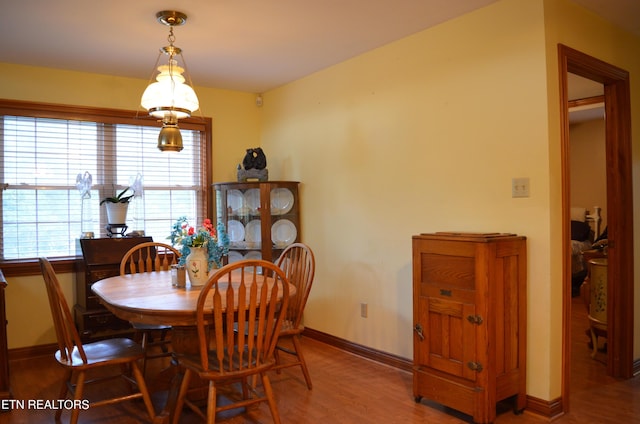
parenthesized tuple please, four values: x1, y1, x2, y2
(0, 257, 80, 277)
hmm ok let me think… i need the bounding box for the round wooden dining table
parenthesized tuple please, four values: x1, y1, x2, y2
(92, 269, 295, 356)
(91, 270, 294, 424)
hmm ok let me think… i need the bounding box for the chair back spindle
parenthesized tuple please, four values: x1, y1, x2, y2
(120, 241, 180, 275)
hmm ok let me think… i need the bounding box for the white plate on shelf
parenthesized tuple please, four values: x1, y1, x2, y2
(270, 188, 294, 215)
(243, 251, 262, 261)
(271, 219, 297, 247)
(227, 251, 243, 264)
(243, 189, 261, 215)
(243, 250, 263, 273)
(245, 220, 261, 244)
(226, 189, 243, 214)
(226, 220, 245, 243)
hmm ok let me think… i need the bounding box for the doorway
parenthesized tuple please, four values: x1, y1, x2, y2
(559, 45, 634, 412)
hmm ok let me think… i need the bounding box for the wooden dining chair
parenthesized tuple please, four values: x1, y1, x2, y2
(583, 258, 608, 358)
(272, 243, 316, 389)
(39, 258, 155, 424)
(120, 241, 181, 374)
(172, 260, 290, 424)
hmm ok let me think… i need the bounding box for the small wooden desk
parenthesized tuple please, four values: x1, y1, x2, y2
(92, 270, 293, 423)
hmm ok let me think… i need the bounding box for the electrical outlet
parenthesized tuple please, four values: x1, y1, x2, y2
(360, 303, 368, 318)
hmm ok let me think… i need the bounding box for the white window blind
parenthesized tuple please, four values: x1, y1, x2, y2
(0, 102, 210, 260)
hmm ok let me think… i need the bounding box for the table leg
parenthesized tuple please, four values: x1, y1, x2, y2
(154, 326, 200, 423)
(170, 325, 201, 356)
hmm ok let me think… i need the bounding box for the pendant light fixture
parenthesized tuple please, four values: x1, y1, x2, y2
(141, 11, 199, 152)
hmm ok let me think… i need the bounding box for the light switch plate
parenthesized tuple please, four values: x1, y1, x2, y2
(512, 177, 530, 198)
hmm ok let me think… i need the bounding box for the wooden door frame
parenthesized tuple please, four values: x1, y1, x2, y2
(559, 44, 634, 411)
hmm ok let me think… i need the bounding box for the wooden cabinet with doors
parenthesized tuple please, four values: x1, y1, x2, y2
(213, 181, 300, 264)
(75, 236, 153, 341)
(412, 232, 527, 424)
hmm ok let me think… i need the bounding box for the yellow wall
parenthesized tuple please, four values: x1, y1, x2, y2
(1, 0, 638, 405)
(5, 272, 72, 349)
(570, 119, 607, 228)
(260, 0, 640, 401)
(262, 0, 554, 397)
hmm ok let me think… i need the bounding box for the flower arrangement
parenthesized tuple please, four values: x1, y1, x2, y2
(168, 216, 230, 270)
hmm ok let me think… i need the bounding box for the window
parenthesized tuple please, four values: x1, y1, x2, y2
(0, 100, 212, 265)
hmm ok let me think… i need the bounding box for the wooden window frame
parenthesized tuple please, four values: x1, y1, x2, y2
(0, 99, 212, 277)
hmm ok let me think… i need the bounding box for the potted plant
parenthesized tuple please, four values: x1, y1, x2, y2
(100, 187, 134, 224)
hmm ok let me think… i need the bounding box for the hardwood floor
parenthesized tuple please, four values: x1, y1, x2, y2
(0, 305, 638, 424)
(560, 295, 640, 423)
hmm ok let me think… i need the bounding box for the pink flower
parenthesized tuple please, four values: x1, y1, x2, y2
(202, 218, 215, 236)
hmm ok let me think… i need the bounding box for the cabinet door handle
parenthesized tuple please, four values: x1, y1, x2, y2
(467, 361, 483, 372)
(466, 315, 483, 325)
(94, 316, 109, 324)
(413, 323, 425, 341)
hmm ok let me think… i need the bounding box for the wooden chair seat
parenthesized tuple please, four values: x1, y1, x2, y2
(131, 322, 169, 331)
(56, 338, 144, 368)
(279, 319, 303, 335)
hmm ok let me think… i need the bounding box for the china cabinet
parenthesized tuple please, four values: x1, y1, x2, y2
(412, 232, 527, 424)
(213, 181, 300, 263)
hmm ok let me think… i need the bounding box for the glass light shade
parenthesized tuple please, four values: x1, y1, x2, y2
(141, 61, 199, 119)
(157, 122, 184, 152)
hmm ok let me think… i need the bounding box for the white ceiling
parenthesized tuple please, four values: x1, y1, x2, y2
(0, 0, 638, 93)
(568, 74, 605, 124)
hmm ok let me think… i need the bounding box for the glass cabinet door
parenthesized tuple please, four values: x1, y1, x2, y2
(214, 181, 300, 263)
